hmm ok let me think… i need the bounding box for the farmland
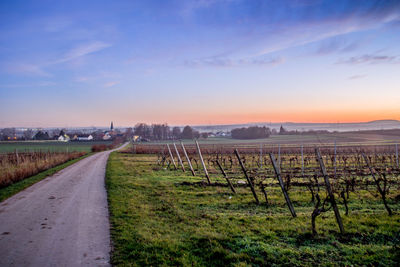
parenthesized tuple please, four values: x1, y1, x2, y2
(0, 140, 119, 199)
(0, 153, 90, 202)
(146, 130, 400, 146)
(0, 140, 113, 154)
(106, 150, 400, 266)
(0, 150, 87, 188)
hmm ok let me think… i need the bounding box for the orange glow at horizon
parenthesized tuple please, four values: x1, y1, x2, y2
(3, 107, 399, 128)
(114, 109, 400, 126)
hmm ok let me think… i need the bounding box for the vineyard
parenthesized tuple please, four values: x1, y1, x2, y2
(131, 142, 400, 235)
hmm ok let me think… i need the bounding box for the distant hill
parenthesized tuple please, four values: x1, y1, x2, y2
(193, 120, 400, 133)
(366, 119, 400, 124)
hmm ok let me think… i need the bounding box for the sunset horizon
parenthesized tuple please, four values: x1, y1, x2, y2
(1, 1, 400, 265)
(2, 117, 400, 129)
(1, 0, 400, 128)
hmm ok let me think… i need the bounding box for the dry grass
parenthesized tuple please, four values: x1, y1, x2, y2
(0, 151, 86, 187)
(91, 144, 114, 152)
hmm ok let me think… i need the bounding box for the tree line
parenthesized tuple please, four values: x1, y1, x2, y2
(133, 124, 203, 140)
(230, 125, 331, 140)
(231, 126, 271, 139)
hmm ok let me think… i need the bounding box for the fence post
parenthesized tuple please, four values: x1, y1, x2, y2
(216, 160, 236, 193)
(315, 148, 345, 234)
(195, 140, 211, 184)
(269, 153, 297, 217)
(181, 142, 195, 176)
(15, 149, 19, 165)
(278, 144, 281, 167)
(166, 144, 177, 170)
(334, 140, 337, 179)
(235, 149, 259, 204)
(301, 145, 304, 177)
(173, 143, 185, 172)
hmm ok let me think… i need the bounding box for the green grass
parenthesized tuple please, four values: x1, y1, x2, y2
(106, 152, 400, 266)
(0, 153, 91, 202)
(0, 140, 113, 154)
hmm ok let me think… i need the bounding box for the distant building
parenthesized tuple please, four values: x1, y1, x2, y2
(58, 134, 70, 142)
(73, 134, 93, 141)
(91, 131, 105, 141)
(215, 131, 230, 137)
(110, 121, 114, 131)
(103, 133, 112, 140)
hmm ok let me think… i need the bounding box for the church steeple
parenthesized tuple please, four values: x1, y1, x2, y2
(110, 121, 114, 131)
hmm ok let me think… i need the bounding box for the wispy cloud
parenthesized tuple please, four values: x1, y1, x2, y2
(54, 41, 111, 64)
(0, 81, 56, 88)
(1, 41, 111, 77)
(104, 81, 119, 87)
(224, 1, 400, 57)
(184, 56, 284, 68)
(337, 54, 400, 65)
(74, 76, 90, 83)
(347, 74, 366, 80)
(315, 38, 360, 55)
(4, 63, 51, 77)
(181, 0, 230, 17)
(43, 16, 74, 33)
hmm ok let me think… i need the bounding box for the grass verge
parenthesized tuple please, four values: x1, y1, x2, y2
(106, 152, 400, 266)
(0, 153, 91, 202)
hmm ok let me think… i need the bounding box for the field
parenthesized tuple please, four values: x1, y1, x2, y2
(0, 140, 119, 195)
(0, 140, 113, 154)
(0, 153, 90, 202)
(106, 150, 400, 266)
(147, 131, 400, 146)
(0, 151, 87, 188)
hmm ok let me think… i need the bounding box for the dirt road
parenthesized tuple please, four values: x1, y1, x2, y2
(0, 144, 127, 266)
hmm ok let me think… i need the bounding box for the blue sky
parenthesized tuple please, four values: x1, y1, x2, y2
(1, 0, 400, 127)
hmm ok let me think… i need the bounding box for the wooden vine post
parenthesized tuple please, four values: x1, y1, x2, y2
(301, 145, 304, 176)
(134, 144, 137, 154)
(234, 149, 260, 205)
(195, 141, 211, 184)
(334, 140, 337, 178)
(215, 160, 236, 193)
(166, 144, 177, 170)
(173, 143, 185, 172)
(278, 144, 281, 167)
(180, 142, 196, 176)
(269, 153, 297, 217)
(15, 149, 20, 165)
(315, 148, 345, 234)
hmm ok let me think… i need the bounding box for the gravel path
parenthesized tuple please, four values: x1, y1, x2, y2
(0, 144, 127, 266)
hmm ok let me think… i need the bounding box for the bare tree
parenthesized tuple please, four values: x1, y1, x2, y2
(23, 129, 34, 140)
(172, 127, 181, 140)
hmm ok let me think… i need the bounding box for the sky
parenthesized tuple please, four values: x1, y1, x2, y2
(0, 0, 400, 127)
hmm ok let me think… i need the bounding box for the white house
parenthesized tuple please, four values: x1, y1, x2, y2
(103, 133, 112, 140)
(77, 134, 93, 141)
(58, 134, 70, 142)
